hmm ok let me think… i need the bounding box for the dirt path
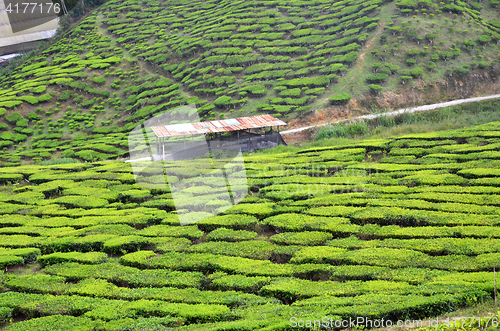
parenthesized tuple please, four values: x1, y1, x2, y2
(333, 21, 387, 95)
(282, 93, 500, 135)
(327, 3, 394, 99)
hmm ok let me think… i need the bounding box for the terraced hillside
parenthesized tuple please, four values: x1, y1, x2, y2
(1, 0, 500, 165)
(1, 122, 500, 329)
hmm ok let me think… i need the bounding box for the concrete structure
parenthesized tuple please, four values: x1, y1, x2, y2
(0, 0, 58, 55)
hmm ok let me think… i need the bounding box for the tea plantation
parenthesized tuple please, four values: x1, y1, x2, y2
(1, 121, 500, 330)
(1, 0, 500, 165)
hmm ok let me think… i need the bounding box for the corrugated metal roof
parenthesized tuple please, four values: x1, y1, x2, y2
(151, 114, 287, 138)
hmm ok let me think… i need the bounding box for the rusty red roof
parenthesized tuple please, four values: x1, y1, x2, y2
(150, 114, 286, 138)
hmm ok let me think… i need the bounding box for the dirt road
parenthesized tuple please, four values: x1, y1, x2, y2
(281, 93, 500, 136)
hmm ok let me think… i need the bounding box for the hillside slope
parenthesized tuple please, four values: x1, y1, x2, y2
(0, 0, 499, 164)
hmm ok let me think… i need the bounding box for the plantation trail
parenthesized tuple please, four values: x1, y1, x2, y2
(333, 21, 387, 96)
(321, 1, 395, 101)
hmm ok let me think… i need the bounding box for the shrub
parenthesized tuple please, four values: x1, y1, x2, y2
(400, 76, 413, 85)
(31, 85, 47, 94)
(224, 203, 294, 220)
(0, 247, 39, 261)
(81, 99, 95, 108)
(406, 58, 417, 66)
(55, 92, 71, 103)
(369, 84, 383, 93)
(245, 85, 267, 96)
(456, 66, 470, 77)
(290, 246, 347, 264)
(366, 73, 388, 83)
(270, 231, 333, 246)
(261, 213, 355, 233)
(329, 93, 352, 105)
(0, 307, 13, 325)
(103, 236, 149, 254)
(18, 96, 39, 105)
(4, 274, 72, 294)
(213, 96, 232, 107)
(315, 124, 348, 140)
(410, 67, 424, 77)
(53, 195, 109, 208)
(347, 122, 368, 136)
(44, 262, 203, 288)
(206, 228, 258, 242)
(196, 215, 259, 231)
(210, 274, 272, 292)
(118, 189, 151, 202)
(93, 77, 106, 85)
(27, 112, 42, 121)
(5, 112, 23, 124)
(478, 35, 492, 44)
(15, 119, 28, 128)
(0, 101, 22, 108)
(0, 255, 24, 268)
(37, 252, 108, 267)
(279, 88, 301, 97)
(139, 225, 204, 240)
(37, 94, 52, 103)
(188, 241, 284, 260)
(0, 314, 100, 330)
